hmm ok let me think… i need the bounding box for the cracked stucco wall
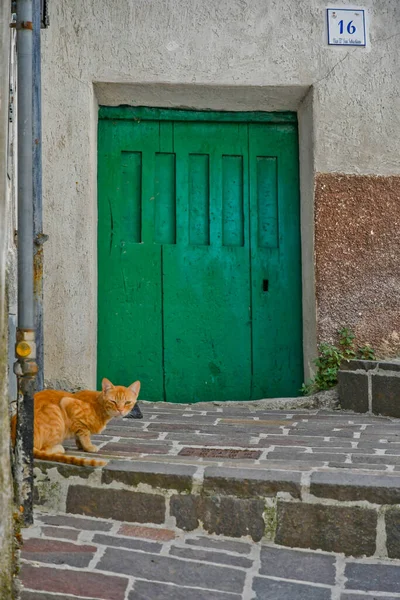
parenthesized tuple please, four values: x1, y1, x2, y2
(0, 0, 15, 596)
(39, 0, 400, 389)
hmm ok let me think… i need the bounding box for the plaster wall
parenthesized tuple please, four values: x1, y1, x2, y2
(40, 0, 400, 389)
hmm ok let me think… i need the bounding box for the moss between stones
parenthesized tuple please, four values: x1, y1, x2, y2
(263, 503, 277, 541)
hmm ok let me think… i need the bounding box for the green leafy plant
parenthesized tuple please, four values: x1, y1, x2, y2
(358, 344, 376, 360)
(301, 328, 375, 395)
(338, 327, 356, 360)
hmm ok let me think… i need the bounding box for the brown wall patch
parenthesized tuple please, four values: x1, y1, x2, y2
(315, 173, 400, 357)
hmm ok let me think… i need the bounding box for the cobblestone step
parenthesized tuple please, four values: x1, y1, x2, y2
(20, 510, 400, 600)
(33, 405, 400, 558)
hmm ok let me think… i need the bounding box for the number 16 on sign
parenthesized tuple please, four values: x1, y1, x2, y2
(327, 8, 366, 46)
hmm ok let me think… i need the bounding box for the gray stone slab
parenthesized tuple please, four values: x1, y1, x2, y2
(252, 577, 332, 599)
(289, 428, 356, 438)
(259, 545, 336, 585)
(170, 494, 265, 541)
(257, 437, 355, 448)
(340, 360, 378, 371)
(372, 374, 400, 418)
(352, 454, 400, 465)
(21, 538, 96, 568)
(340, 595, 399, 600)
(97, 547, 246, 594)
(101, 460, 195, 492)
(203, 467, 301, 498)
(378, 361, 400, 372)
(41, 526, 80, 540)
(92, 533, 161, 553)
(338, 371, 369, 413)
(21, 594, 94, 600)
(328, 462, 389, 471)
(184, 536, 252, 555)
(386, 508, 400, 559)
(170, 545, 252, 568)
(275, 501, 377, 557)
(66, 485, 165, 524)
(310, 471, 400, 504)
(345, 562, 400, 593)
(36, 514, 113, 531)
(170, 495, 199, 531)
(129, 581, 242, 599)
(268, 451, 347, 463)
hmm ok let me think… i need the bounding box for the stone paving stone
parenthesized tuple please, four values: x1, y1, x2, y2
(257, 460, 326, 470)
(338, 371, 369, 413)
(165, 433, 256, 447)
(97, 547, 246, 594)
(340, 359, 377, 371)
(185, 536, 252, 555)
(267, 451, 347, 463)
(102, 460, 195, 492)
(129, 581, 242, 599)
(288, 429, 356, 438)
(311, 447, 372, 454)
(372, 374, 400, 418)
(345, 562, 400, 593)
(386, 508, 400, 559)
(252, 577, 332, 600)
(66, 484, 166, 523)
(203, 467, 301, 498)
(36, 514, 113, 531)
(118, 523, 176, 541)
(22, 538, 96, 567)
(352, 454, 400, 465)
(340, 595, 399, 600)
(102, 429, 160, 439)
(170, 494, 265, 541)
(275, 501, 377, 557)
(170, 545, 253, 568)
(179, 448, 262, 459)
(259, 545, 336, 585)
(256, 437, 355, 447)
(328, 462, 389, 471)
(101, 442, 171, 454)
(310, 471, 400, 504)
(92, 533, 162, 553)
(41, 526, 80, 540)
(34, 460, 96, 479)
(20, 564, 128, 600)
(21, 594, 95, 600)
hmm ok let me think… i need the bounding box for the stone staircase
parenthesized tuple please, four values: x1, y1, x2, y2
(33, 400, 400, 559)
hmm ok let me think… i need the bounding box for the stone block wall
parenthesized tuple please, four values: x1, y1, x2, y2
(338, 360, 400, 417)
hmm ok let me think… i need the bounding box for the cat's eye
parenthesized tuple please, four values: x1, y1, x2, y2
(124, 401, 131, 406)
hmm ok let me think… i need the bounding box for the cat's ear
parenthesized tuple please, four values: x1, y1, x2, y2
(129, 381, 141, 396)
(102, 378, 114, 393)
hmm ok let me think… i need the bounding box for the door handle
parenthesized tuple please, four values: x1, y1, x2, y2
(263, 279, 269, 292)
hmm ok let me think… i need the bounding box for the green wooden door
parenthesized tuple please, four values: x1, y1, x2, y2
(98, 108, 302, 402)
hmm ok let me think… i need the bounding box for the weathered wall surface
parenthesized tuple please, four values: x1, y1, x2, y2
(0, 1, 15, 596)
(315, 174, 400, 355)
(40, 0, 400, 389)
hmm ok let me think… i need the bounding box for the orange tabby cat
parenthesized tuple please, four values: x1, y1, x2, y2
(11, 378, 140, 467)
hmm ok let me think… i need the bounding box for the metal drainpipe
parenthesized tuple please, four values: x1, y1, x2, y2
(32, 0, 46, 392)
(14, 0, 38, 526)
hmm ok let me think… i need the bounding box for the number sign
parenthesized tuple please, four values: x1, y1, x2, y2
(327, 8, 366, 46)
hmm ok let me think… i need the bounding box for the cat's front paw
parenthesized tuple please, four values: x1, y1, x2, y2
(87, 445, 99, 453)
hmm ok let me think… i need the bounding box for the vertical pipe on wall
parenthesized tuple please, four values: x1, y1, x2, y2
(32, 0, 44, 392)
(14, 0, 37, 526)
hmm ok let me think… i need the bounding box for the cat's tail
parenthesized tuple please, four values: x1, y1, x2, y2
(34, 450, 106, 467)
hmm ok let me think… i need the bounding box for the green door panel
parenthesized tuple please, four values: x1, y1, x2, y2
(97, 109, 303, 402)
(249, 124, 303, 398)
(162, 123, 251, 402)
(97, 120, 163, 396)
